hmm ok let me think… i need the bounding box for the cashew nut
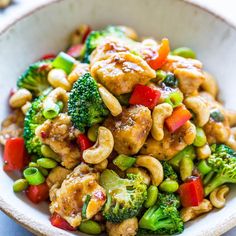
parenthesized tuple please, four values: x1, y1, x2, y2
(126, 167, 151, 185)
(21, 101, 31, 115)
(94, 159, 108, 172)
(226, 133, 236, 151)
(209, 185, 230, 209)
(98, 84, 122, 116)
(151, 103, 173, 141)
(201, 71, 218, 98)
(9, 88, 32, 108)
(83, 126, 114, 164)
(226, 109, 236, 127)
(67, 62, 89, 84)
(135, 155, 163, 186)
(180, 199, 213, 222)
(184, 95, 210, 127)
(196, 143, 211, 159)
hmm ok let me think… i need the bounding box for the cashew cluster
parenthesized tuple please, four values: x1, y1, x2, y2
(196, 143, 211, 159)
(98, 84, 122, 116)
(210, 185, 230, 209)
(201, 71, 218, 98)
(83, 126, 114, 164)
(184, 95, 210, 127)
(180, 199, 213, 222)
(126, 167, 151, 185)
(135, 155, 163, 186)
(151, 103, 173, 141)
(9, 88, 32, 108)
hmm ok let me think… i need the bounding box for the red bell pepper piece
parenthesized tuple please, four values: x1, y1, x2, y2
(50, 213, 76, 231)
(165, 105, 192, 133)
(26, 183, 49, 204)
(129, 84, 161, 109)
(3, 138, 29, 171)
(82, 25, 91, 43)
(77, 134, 93, 152)
(67, 44, 84, 58)
(178, 176, 204, 207)
(147, 38, 170, 70)
(40, 54, 56, 60)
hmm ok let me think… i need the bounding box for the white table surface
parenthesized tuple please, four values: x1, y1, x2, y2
(1, 0, 236, 235)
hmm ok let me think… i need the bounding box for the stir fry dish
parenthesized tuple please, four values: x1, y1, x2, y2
(1, 24, 236, 236)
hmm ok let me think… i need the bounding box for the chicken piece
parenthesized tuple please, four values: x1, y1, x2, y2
(35, 114, 81, 169)
(67, 62, 89, 84)
(50, 163, 106, 228)
(46, 166, 72, 188)
(0, 109, 24, 145)
(106, 217, 138, 236)
(91, 52, 156, 95)
(104, 105, 152, 155)
(141, 121, 196, 160)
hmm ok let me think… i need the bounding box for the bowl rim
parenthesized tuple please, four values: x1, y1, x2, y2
(1, 0, 236, 235)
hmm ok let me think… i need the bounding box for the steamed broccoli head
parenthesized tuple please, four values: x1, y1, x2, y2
(138, 193, 184, 235)
(162, 161, 178, 180)
(204, 144, 236, 196)
(100, 169, 147, 223)
(23, 95, 46, 157)
(68, 73, 109, 132)
(83, 26, 125, 63)
(17, 60, 52, 97)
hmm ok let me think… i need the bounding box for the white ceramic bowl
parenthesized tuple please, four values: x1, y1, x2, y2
(0, 0, 236, 235)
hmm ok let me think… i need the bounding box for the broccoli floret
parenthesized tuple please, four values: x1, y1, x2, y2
(68, 73, 109, 132)
(83, 26, 125, 63)
(138, 193, 184, 235)
(17, 60, 52, 97)
(100, 169, 147, 223)
(23, 95, 47, 157)
(162, 161, 178, 180)
(204, 144, 236, 196)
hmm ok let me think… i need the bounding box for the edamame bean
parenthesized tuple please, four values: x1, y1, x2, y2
(172, 47, 196, 59)
(37, 158, 57, 169)
(87, 125, 99, 142)
(41, 145, 60, 162)
(198, 160, 212, 176)
(79, 220, 102, 235)
(13, 179, 28, 192)
(144, 185, 158, 208)
(193, 127, 207, 147)
(159, 179, 179, 193)
(179, 157, 194, 181)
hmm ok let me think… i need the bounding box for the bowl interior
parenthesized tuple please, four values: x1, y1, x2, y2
(0, 0, 236, 235)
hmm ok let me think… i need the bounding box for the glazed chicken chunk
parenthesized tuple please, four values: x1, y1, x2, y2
(35, 113, 81, 169)
(49, 163, 106, 228)
(104, 105, 152, 155)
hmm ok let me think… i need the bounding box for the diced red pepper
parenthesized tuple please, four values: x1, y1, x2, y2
(9, 88, 16, 97)
(26, 183, 49, 204)
(50, 213, 76, 231)
(81, 25, 92, 43)
(40, 54, 56, 60)
(129, 84, 161, 109)
(67, 44, 84, 58)
(147, 38, 170, 70)
(165, 105, 192, 133)
(77, 134, 93, 152)
(178, 176, 204, 207)
(3, 138, 29, 171)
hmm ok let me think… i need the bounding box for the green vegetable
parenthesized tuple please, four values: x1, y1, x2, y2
(42, 101, 60, 119)
(116, 93, 131, 106)
(82, 195, 91, 219)
(13, 179, 29, 192)
(23, 167, 45, 185)
(162, 161, 178, 180)
(79, 220, 102, 235)
(168, 145, 196, 169)
(193, 127, 207, 147)
(210, 109, 225, 122)
(40, 145, 60, 162)
(144, 185, 158, 208)
(87, 125, 99, 142)
(163, 73, 178, 88)
(37, 158, 57, 169)
(100, 169, 147, 223)
(172, 47, 196, 59)
(139, 193, 184, 235)
(156, 70, 167, 80)
(52, 52, 75, 74)
(198, 160, 212, 176)
(179, 157, 194, 181)
(17, 60, 52, 97)
(113, 154, 136, 171)
(68, 73, 109, 132)
(164, 91, 183, 108)
(29, 162, 48, 176)
(23, 95, 47, 157)
(159, 179, 179, 193)
(204, 144, 236, 196)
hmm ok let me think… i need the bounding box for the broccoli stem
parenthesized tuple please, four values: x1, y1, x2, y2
(204, 175, 227, 196)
